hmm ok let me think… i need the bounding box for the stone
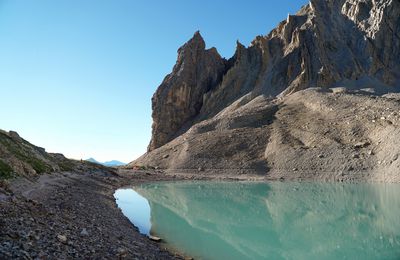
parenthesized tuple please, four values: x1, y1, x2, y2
(57, 234, 67, 243)
(354, 141, 371, 149)
(331, 87, 347, 94)
(116, 247, 127, 257)
(149, 235, 161, 242)
(80, 228, 89, 237)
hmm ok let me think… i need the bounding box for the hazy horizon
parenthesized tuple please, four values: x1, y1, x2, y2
(0, 0, 307, 162)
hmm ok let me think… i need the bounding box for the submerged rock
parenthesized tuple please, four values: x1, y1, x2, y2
(149, 235, 161, 242)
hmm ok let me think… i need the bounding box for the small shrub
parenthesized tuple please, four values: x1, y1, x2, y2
(59, 161, 75, 171)
(25, 158, 51, 174)
(0, 160, 14, 179)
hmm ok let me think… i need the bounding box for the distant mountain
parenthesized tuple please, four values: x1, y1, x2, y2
(86, 158, 126, 167)
(103, 160, 126, 167)
(86, 158, 101, 164)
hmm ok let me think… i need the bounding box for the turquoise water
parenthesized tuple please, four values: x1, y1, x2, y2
(114, 182, 400, 260)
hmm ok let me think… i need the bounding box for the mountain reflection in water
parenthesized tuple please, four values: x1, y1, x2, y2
(116, 182, 400, 260)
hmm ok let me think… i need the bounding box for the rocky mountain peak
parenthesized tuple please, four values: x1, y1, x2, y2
(147, 0, 400, 151)
(148, 31, 228, 151)
(176, 31, 206, 63)
(191, 30, 204, 44)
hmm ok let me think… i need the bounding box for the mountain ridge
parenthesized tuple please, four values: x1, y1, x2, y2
(86, 158, 126, 167)
(147, 0, 399, 152)
(132, 0, 400, 181)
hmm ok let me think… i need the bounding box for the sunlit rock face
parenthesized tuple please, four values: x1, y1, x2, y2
(148, 0, 400, 152)
(148, 31, 228, 151)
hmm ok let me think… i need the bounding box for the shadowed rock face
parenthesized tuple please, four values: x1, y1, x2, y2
(143, 0, 400, 176)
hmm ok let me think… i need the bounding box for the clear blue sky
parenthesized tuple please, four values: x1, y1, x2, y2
(0, 0, 308, 163)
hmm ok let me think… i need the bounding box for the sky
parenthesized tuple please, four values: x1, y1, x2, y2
(0, 0, 308, 163)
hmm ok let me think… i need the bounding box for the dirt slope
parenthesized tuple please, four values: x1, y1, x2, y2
(133, 88, 400, 182)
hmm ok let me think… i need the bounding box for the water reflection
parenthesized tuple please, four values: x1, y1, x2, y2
(114, 189, 151, 235)
(116, 182, 400, 260)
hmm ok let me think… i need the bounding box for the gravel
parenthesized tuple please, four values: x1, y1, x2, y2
(0, 170, 187, 259)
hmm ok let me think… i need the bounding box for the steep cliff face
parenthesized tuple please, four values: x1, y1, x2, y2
(200, 0, 400, 110)
(147, 0, 400, 155)
(148, 31, 228, 151)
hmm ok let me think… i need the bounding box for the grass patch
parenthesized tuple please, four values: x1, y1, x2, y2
(24, 158, 51, 174)
(59, 161, 75, 171)
(0, 160, 14, 179)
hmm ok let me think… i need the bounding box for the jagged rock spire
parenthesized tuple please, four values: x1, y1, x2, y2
(148, 31, 227, 151)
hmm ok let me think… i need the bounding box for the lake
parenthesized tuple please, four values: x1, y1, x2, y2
(114, 181, 400, 260)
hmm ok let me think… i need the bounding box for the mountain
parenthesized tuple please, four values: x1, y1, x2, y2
(86, 158, 101, 164)
(103, 160, 126, 167)
(86, 158, 126, 167)
(132, 0, 400, 181)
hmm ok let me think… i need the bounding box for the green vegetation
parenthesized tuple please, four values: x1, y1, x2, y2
(58, 160, 75, 171)
(0, 160, 14, 179)
(0, 130, 79, 177)
(25, 157, 51, 174)
(0, 132, 53, 175)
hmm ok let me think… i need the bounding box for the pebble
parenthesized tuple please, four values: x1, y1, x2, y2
(116, 247, 127, 257)
(149, 235, 162, 242)
(354, 141, 371, 149)
(80, 228, 89, 237)
(57, 234, 67, 243)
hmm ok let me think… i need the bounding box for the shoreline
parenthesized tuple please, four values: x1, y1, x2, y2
(0, 169, 187, 259)
(1, 168, 398, 259)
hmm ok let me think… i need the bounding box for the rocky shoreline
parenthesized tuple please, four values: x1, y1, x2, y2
(1, 167, 399, 259)
(0, 169, 200, 259)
